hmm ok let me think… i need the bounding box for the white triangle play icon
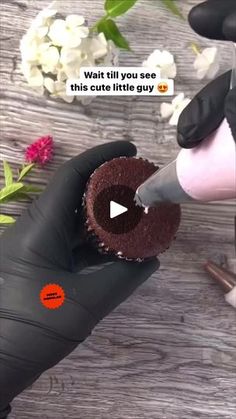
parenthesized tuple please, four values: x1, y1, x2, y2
(110, 201, 128, 219)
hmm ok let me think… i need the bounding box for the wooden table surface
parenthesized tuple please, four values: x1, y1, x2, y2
(1, 1, 236, 418)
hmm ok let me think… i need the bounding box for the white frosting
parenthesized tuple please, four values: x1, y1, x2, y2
(144, 207, 149, 214)
(225, 286, 236, 308)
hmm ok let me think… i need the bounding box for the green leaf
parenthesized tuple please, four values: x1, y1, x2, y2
(0, 214, 16, 224)
(97, 19, 130, 50)
(105, 0, 138, 17)
(0, 183, 24, 202)
(10, 192, 32, 201)
(21, 185, 42, 194)
(160, 0, 184, 19)
(17, 163, 35, 181)
(3, 161, 13, 186)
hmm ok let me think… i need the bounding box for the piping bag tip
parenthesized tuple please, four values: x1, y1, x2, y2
(204, 260, 236, 293)
(135, 159, 193, 206)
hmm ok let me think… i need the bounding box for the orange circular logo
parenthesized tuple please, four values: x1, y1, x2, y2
(40, 284, 65, 309)
(157, 82, 168, 93)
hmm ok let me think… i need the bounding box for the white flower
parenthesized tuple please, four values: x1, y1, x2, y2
(20, 2, 118, 104)
(143, 49, 177, 78)
(193, 47, 219, 80)
(48, 15, 89, 48)
(160, 93, 191, 126)
(41, 46, 60, 73)
(21, 63, 44, 87)
(44, 78, 74, 103)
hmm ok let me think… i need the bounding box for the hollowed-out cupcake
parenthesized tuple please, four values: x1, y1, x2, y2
(84, 157, 181, 261)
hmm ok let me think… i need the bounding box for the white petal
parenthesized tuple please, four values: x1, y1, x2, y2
(48, 19, 67, 46)
(37, 26, 49, 39)
(21, 39, 40, 62)
(43, 46, 59, 64)
(193, 47, 219, 80)
(169, 98, 191, 125)
(80, 58, 95, 67)
(38, 42, 52, 53)
(142, 52, 160, 68)
(54, 81, 66, 92)
(159, 50, 174, 66)
(60, 94, 74, 103)
(202, 47, 217, 64)
(196, 67, 208, 79)
(38, 3, 57, 20)
(160, 103, 174, 119)
(147, 50, 163, 67)
(65, 14, 85, 28)
(172, 93, 185, 107)
(32, 14, 45, 29)
(206, 61, 220, 79)
(26, 67, 44, 87)
(44, 77, 55, 93)
(194, 54, 209, 71)
(41, 8, 57, 19)
(169, 110, 180, 126)
(52, 81, 74, 102)
(21, 61, 33, 78)
(180, 98, 191, 109)
(60, 47, 82, 64)
(160, 62, 177, 79)
(62, 29, 82, 48)
(97, 32, 108, 46)
(89, 37, 108, 59)
(76, 26, 89, 39)
(63, 64, 79, 78)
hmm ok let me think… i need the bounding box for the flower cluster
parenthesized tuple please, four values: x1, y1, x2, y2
(25, 135, 54, 165)
(142, 49, 177, 79)
(20, 2, 118, 104)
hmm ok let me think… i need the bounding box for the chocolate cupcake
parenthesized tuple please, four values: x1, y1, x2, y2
(84, 157, 181, 261)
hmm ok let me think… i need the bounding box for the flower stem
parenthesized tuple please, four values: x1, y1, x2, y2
(90, 15, 108, 33)
(191, 42, 201, 55)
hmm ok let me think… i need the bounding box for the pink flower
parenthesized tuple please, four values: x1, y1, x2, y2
(25, 135, 54, 165)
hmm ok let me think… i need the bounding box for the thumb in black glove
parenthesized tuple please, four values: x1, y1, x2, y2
(0, 141, 159, 416)
(177, 0, 236, 148)
(177, 72, 236, 148)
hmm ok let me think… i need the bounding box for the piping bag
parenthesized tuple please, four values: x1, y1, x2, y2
(135, 44, 236, 206)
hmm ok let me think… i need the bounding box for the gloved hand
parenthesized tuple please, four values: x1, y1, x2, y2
(0, 141, 159, 418)
(177, 0, 236, 148)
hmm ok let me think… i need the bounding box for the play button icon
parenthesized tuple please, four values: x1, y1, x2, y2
(110, 201, 128, 219)
(93, 185, 143, 234)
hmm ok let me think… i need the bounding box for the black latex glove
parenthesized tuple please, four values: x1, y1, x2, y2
(0, 141, 159, 418)
(177, 0, 236, 148)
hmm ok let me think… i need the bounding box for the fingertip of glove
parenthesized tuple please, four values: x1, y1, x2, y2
(177, 132, 199, 149)
(112, 140, 137, 157)
(188, 0, 236, 41)
(177, 132, 186, 148)
(222, 13, 236, 42)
